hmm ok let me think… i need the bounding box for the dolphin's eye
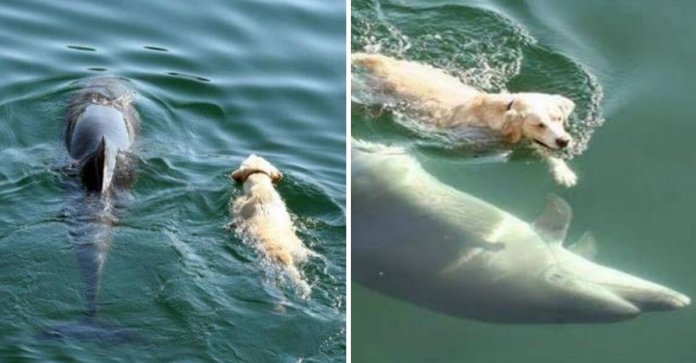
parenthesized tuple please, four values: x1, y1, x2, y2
(548, 272, 566, 283)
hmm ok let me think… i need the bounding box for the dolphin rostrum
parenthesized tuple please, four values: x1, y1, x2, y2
(42, 78, 140, 341)
(352, 145, 690, 323)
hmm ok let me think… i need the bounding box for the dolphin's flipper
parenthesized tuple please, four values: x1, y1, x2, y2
(569, 231, 598, 259)
(532, 194, 572, 244)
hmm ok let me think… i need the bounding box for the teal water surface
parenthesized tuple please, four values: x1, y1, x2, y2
(352, 0, 695, 362)
(0, 1, 345, 361)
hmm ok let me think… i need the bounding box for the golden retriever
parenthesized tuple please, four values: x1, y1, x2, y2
(230, 154, 315, 294)
(352, 52, 578, 187)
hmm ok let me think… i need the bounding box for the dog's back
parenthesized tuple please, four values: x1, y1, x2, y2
(352, 52, 479, 112)
(230, 155, 315, 294)
(234, 174, 303, 265)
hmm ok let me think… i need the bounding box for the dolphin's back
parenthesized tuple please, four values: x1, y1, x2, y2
(352, 146, 690, 323)
(69, 105, 130, 160)
(64, 78, 139, 193)
(352, 147, 546, 292)
(65, 77, 138, 154)
(46, 78, 142, 341)
(352, 147, 507, 237)
(352, 148, 565, 320)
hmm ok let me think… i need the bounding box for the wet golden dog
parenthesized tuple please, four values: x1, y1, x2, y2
(230, 154, 314, 293)
(352, 52, 578, 186)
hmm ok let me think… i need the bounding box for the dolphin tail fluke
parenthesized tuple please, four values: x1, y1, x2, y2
(80, 137, 116, 193)
(38, 318, 143, 344)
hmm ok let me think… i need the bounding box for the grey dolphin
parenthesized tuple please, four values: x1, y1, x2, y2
(352, 145, 690, 324)
(42, 78, 140, 341)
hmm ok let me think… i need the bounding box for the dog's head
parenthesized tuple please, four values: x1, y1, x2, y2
(502, 93, 575, 150)
(231, 154, 283, 183)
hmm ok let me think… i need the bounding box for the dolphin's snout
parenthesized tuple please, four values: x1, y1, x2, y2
(673, 292, 691, 308)
(557, 250, 690, 320)
(622, 288, 691, 311)
(597, 278, 690, 312)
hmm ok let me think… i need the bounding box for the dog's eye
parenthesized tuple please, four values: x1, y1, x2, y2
(537, 123, 546, 129)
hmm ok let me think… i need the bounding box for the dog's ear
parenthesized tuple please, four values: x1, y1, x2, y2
(555, 96, 575, 119)
(230, 167, 283, 183)
(503, 110, 524, 144)
(231, 168, 246, 183)
(504, 121, 522, 144)
(270, 170, 283, 184)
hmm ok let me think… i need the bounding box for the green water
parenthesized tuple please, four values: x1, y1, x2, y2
(0, 1, 345, 362)
(352, 0, 695, 362)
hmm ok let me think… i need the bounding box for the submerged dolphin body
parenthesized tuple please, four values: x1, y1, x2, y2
(352, 146, 690, 323)
(42, 78, 140, 341)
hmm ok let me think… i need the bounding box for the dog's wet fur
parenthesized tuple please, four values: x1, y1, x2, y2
(352, 52, 579, 187)
(230, 154, 316, 295)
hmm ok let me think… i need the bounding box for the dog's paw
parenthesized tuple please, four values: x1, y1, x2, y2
(554, 170, 577, 187)
(548, 157, 577, 187)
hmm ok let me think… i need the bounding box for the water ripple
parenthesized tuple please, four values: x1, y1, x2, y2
(0, 0, 345, 360)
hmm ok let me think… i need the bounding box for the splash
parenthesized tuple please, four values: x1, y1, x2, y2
(228, 212, 315, 300)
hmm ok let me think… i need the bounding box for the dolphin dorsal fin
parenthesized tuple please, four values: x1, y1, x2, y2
(80, 136, 109, 193)
(569, 231, 598, 260)
(532, 194, 572, 244)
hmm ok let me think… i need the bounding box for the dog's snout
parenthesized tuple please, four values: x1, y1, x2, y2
(556, 138, 569, 148)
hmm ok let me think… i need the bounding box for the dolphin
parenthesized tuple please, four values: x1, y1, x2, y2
(352, 145, 690, 323)
(41, 78, 140, 341)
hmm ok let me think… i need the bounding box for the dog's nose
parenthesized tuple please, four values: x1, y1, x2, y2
(556, 138, 569, 148)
